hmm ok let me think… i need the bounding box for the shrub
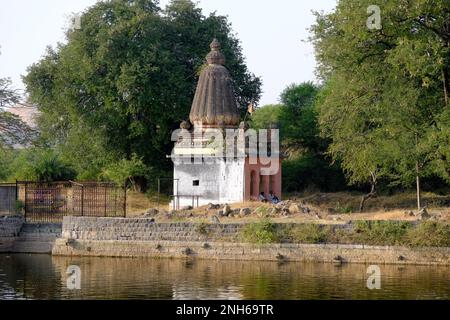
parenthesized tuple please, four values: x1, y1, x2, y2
(352, 221, 411, 246)
(8, 148, 76, 182)
(195, 222, 210, 236)
(290, 224, 333, 244)
(241, 218, 279, 244)
(15, 200, 25, 214)
(406, 222, 450, 247)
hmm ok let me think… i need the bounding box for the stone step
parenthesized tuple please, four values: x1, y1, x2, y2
(16, 234, 59, 241)
(11, 240, 55, 254)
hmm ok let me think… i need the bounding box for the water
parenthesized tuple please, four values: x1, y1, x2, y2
(0, 254, 448, 300)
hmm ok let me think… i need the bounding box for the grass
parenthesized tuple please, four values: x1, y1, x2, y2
(296, 191, 450, 213)
(240, 218, 450, 247)
(240, 217, 280, 244)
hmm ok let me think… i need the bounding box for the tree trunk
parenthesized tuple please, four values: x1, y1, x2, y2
(359, 177, 377, 213)
(416, 161, 422, 211)
(415, 133, 422, 211)
(443, 67, 449, 107)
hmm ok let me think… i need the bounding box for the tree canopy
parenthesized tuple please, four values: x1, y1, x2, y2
(311, 0, 449, 201)
(24, 0, 262, 182)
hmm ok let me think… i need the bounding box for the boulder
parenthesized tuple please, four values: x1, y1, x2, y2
(239, 208, 251, 216)
(288, 204, 301, 214)
(416, 207, 431, 220)
(207, 203, 220, 211)
(144, 208, 159, 217)
(229, 209, 240, 217)
(404, 211, 415, 217)
(223, 204, 232, 215)
(218, 210, 228, 217)
(281, 208, 290, 216)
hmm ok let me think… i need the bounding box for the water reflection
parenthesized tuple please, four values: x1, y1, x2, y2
(0, 254, 448, 300)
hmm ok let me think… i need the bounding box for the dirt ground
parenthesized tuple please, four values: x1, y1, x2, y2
(126, 191, 450, 224)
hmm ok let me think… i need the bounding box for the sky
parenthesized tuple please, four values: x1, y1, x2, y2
(0, 0, 337, 106)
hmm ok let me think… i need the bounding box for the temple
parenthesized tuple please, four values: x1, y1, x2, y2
(172, 39, 282, 209)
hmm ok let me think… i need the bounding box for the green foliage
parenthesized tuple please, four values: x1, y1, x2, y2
(15, 200, 25, 214)
(251, 83, 346, 193)
(24, 0, 262, 176)
(285, 221, 449, 247)
(282, 154, 346, 192)
(311, 0, 450, 191)
(407, 221, 450, 248)
(250, 104, 283, 130)
(290, 224, 332, 244)
(352, 221, 411, 246)
(7, 148, 76, 182)
(102, 154, 150, 187)
(195, 222, 210, 236)
(241, 218, 279, 244)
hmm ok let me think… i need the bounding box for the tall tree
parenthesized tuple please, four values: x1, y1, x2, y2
(24, 0, 262, 181)
(311, 0, 449, 210)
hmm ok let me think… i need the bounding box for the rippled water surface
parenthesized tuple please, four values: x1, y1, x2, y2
(0, 254, 449, 300)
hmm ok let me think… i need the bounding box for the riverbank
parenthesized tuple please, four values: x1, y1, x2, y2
(1, 216, 449, 265)
(52, 239, 450, 266)
(51, 216, 450, 265)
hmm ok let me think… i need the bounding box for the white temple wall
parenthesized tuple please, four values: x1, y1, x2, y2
(173, 159, 245, 208)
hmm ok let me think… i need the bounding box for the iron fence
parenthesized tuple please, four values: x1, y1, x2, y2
(14, 181, 126, 223)
(0, 183, 18, 216)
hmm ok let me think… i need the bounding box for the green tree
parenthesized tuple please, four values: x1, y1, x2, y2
(24, 0, 262, 185)
(251, 83, 346, 193)
(102, 153, 151, 190)
(311, 0, 449, 210)
(8, 148, 76, 182)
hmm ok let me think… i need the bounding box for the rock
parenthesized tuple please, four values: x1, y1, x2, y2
(218, 210, 228, 217)
(144, 208, 159, 217)
(302, 206, 311, 214)
(223, 204, 232, 215)
(276, 253, 286, 261)
(210, 215, 221, 224)
(416, 207, 430, 220)
(230, 209, 240, 217)
(182, 248, 193, 256)
(333, 255, 344, 264)
(202, 243, 211, 249)
(404, 211, 415, 217)
(289, 204, 301, 214)
(281, 208, 290, 216)
(398, 255, 406, 261)
(207, 203, 220, 211)
(239, 208, 251, 216)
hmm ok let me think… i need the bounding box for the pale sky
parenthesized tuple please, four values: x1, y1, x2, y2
(0, 0, 336, 106)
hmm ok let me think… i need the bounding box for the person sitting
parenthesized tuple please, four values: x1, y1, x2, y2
(268, 191, 280, 204)
(259, 192, 268, 203)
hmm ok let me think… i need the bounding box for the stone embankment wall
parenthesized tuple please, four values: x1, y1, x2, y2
(53, 217, 450, 266)
(61, 216, 244, 242)
(0, 216, 24, 252)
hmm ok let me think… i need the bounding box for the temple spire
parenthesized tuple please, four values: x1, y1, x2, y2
(189, 39, 240, 128)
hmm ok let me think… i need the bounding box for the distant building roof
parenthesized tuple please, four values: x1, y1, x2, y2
(5, 103, 39, 128)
